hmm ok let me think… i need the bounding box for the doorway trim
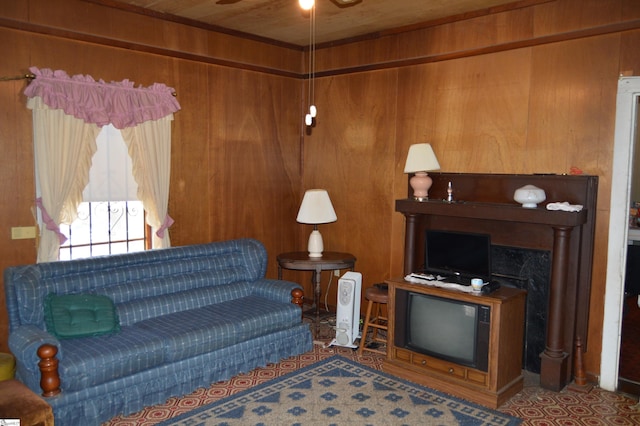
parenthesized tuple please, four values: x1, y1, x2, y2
(601, 77, 639, 391)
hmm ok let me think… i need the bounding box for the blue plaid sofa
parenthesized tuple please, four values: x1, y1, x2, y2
(4, 238, 312, 425)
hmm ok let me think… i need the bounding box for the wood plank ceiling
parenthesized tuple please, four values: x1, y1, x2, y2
(94, 0, 524, 47)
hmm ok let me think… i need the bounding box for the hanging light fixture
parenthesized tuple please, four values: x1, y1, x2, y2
(300, 0, 317, 127)
(299, 0, 314, 9)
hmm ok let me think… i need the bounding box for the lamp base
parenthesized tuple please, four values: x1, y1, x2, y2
(307, 230, 324, 257)
(409, 171, 433, 201)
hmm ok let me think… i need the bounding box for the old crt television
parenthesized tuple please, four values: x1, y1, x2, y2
(394, 289, 490, 371)
(424, 230, 492, 284)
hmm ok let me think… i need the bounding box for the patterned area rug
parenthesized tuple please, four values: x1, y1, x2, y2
(157, 355, 521, 426)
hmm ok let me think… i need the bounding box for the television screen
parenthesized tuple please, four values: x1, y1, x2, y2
(408, 293, 477, 365)
(425, 230, 491, 283)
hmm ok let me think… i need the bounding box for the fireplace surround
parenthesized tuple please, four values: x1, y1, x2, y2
(492, 245, 550, 374)
(397, 173, 598, 391)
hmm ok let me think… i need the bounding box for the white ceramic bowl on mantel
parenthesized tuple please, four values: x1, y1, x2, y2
(513, 185, 546, 208)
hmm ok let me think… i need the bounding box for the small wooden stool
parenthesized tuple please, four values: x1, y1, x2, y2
(0, 379, 54, 426)
(358, 286, 388, 356)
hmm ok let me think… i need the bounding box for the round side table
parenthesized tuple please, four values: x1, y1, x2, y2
(277, 251, 356, 336)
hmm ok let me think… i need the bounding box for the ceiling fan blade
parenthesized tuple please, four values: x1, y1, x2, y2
(216, 0, 242, 4)
(330, 0, 362, 6)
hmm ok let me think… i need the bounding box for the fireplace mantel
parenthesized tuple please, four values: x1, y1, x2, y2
(396, 199, 587, 226)
(397, 173, 598, 391)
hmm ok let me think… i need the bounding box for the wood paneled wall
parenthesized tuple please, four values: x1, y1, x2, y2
(0, 0, 305, 354)
(1, 0, 639, 381)
(302, 0, 640, 379)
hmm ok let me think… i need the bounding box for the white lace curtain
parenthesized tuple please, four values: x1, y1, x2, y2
(24, 67, 181, 262)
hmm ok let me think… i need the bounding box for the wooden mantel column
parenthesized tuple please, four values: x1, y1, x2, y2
(403, 213, 419, 275)
(540, 225, 571, 391)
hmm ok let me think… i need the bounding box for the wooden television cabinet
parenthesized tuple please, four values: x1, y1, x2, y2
(384, 278, 526, 408)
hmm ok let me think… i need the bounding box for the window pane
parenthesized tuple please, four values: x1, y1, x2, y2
(110, 241, 129, 255)
(72, 246, 92, 260)
(90, 202, 111, 244)
(59, 247, 71, 261)
(128, 239, 145, 253)
(70, 203, 91, 246)
(83, 124, 138, 202)
(127, 202, 145, 239)
(109, 202, 128, 242)
(91, 243, 110, 257)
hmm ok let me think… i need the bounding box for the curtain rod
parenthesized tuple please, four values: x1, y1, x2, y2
(0, 73, 36, 82)
(0, 73, 177, 96)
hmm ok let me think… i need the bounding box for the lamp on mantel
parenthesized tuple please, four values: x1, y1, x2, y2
(403, 143, 441, 201)
(296, 189, 337, 257)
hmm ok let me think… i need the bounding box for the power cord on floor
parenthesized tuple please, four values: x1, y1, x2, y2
(324, 273, 335, 312)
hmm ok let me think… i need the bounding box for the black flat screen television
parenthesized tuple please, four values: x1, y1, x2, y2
(424, 230, 492, 284)
(394, 289, 491, 371)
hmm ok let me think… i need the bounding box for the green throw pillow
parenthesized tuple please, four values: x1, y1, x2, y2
(44, 293, 121, 339)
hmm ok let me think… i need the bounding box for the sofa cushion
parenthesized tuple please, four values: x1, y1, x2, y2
(116, 281, 252, 326)
(212, 295, 303, 342)
(57, 325, 167, 392)
(138, 295, 302, 363)
(44, 293, 120, 339)
(133, 306, 239, 362)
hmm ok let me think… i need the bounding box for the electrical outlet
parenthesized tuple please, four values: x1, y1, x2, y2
(334, 270, 341, 277)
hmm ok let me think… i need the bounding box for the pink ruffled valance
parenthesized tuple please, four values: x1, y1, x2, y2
(24, 66, 181, 129)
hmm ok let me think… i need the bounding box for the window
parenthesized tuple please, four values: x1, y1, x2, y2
(58, 125, 147, 260)
(59, 201, 147, 260)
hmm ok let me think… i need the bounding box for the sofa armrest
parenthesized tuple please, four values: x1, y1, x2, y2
(251, 279, 303, 304)
(9, 325, 62, 369)
(9, 325, 62, 394)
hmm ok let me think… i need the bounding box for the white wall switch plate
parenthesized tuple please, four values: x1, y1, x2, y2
(11, 226, 37, 240)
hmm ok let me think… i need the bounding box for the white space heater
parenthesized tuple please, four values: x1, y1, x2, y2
(329, 271, 362, 348)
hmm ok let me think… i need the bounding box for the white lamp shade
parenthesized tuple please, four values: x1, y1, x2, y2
(296, 189, 337, 224)
(403, 143, 441, 173)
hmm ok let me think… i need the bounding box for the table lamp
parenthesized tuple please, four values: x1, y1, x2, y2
(296, 189, 337, 257)
(403, 143, 441, 201)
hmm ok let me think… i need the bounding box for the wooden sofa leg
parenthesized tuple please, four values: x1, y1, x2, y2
(291, 288, 304, 319)
(37, 344, 61, 397)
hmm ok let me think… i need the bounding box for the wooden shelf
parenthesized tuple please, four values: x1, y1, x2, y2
(396, 199, 587, 227)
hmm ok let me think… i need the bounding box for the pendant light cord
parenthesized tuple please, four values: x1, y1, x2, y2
(311, 3, 316, 109)
(304, 2, 316, 126)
